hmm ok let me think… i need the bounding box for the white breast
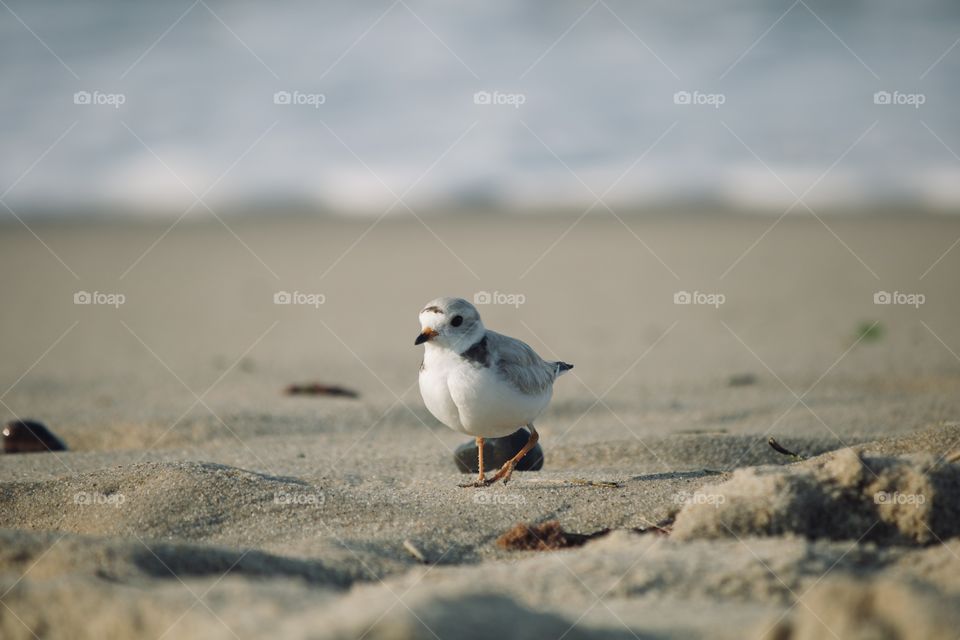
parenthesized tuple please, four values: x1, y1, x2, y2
(419, 346, 467, 432)
(419, 345, 552, 438)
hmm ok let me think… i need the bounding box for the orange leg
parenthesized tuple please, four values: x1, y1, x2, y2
(488, 424, 538, 486)
(477, 437, 485, 483)
(459, 437, 486, 487)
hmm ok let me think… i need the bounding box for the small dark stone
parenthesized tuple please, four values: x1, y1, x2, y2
(3, 419, 68, 454)
(284, 383, 359, 398)
(454, 428, 544, 473)
(728, 373, 757, 387)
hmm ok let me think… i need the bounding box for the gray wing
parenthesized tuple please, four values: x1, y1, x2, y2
(486, 331, 562, 396)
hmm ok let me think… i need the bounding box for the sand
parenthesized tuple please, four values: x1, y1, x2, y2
(671, 439, 960, 544)
(1, 213, 960, 638)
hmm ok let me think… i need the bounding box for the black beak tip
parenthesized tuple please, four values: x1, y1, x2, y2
(414, 333, 428, 346)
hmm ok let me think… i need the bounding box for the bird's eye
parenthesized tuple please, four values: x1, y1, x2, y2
(451, 315, 463, 327)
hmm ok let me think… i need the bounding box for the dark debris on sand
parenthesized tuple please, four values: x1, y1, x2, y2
(284, 383, 359, 398)
(496, 519, 671, 551)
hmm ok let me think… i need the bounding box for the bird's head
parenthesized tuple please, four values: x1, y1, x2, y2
(415, 297, 484, 351)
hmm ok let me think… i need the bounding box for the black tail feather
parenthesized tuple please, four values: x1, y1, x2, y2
(555, 361, 573, 374)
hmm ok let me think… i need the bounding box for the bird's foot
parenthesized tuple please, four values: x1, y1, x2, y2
(459, 461, 519, 487)
(489, 461, 516, 486)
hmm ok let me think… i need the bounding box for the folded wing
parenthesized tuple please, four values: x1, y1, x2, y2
(488, 331, 565, 396)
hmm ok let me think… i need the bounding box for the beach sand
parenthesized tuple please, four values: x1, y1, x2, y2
(2, 212, 960, 638)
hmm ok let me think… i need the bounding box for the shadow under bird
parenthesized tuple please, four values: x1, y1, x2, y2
(415, 297, 572, 486)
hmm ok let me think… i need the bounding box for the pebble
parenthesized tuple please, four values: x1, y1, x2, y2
(728, 373, 757, 387)
(454, 428, 544, 473)
(3, 419, 68, 453)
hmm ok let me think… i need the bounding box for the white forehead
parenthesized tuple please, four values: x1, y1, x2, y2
(418, 297, 477, 318)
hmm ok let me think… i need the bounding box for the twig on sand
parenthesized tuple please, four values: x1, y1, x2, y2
(768, 436, 805, 461)
(525, 477, 622, 488)
(635, 514, 674, 536)
(926, 449, 960, 473)
(403, 539, 428, 564)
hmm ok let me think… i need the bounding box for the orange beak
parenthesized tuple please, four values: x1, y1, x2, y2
(414, 327, 438, 345)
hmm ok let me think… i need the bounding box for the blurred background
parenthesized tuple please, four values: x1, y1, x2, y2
(2, 0, 959, 216)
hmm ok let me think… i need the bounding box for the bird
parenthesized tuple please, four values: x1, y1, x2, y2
(414, 297, 572, 486)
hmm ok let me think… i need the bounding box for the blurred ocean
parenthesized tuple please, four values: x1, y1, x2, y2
(2, 0, 959, 216)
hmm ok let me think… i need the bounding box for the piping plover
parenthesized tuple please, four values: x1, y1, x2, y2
(415, 297, 572, 486)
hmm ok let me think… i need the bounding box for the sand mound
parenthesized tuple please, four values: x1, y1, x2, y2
(0, 529, 622, 640)
(317, 588, 624, 640)
(0, 529, 351, 587)
(672, 448, 960, 544)
(0, 461, 325, 540)
(3, 526, 959, 639)
(0, 576, 232, 640)
(759, 576, 960, 640)
(887, 538, 960, 594)
(0, 529, 345, 640)
(0, 576, 618, 640)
